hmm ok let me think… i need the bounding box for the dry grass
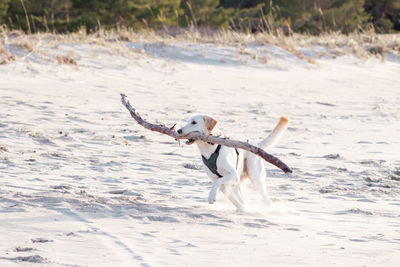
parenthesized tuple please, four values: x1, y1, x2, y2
(0, 26, 399, 68)
(15, 39, 35, 52)
(293, 29, 400, 60)
(0, 44, 7, 55)
(56, 54, 78, 66)
(0, 44, 16, 64)
(95, 28, 399, 62)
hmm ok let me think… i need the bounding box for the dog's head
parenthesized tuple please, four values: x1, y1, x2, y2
(177, 115, 217, 145)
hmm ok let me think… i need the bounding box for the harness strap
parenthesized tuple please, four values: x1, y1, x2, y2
(235, 148, 239, 169)
(201, 145, 240, 178)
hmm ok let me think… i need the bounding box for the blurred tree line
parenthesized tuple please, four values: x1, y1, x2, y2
(0, 0, 399, 34)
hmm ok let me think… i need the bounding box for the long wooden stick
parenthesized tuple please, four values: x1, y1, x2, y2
(120, 94, 292, 174)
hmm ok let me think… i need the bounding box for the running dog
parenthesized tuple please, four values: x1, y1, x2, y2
(177, 115, 289, 211)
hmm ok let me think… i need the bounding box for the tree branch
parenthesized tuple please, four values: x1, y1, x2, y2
(120, 93, 292, 174)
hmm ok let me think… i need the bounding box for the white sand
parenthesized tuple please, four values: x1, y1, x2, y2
(1, 37, 400, 266)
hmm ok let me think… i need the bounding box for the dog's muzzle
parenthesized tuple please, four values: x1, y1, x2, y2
(177, 128, 195, 145)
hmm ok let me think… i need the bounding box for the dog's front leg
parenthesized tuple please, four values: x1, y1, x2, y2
(220, 185, 245, 211)
(208, 173, 239, 204)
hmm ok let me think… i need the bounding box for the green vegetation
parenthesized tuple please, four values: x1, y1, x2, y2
(1, 0, 399, 34)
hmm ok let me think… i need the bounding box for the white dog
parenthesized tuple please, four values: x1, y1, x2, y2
(177, 115, 289, 211)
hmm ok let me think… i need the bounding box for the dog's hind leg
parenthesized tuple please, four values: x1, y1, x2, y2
(252, 176, 272, 206)
(233, 185, 245, 205)
(247, 157, 272, 206)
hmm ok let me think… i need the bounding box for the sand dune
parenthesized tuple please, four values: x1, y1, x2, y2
(0, 36, 400, 266)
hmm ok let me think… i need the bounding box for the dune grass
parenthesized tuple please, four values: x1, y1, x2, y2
(0, 26, 399, 67)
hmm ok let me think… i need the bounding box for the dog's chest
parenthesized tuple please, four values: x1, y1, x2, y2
(200, 145, 241, 178)
(201, 145, 223, 178)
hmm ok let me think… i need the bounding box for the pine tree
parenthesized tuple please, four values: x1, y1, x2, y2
(2, 0, 399, 33)
(0, 0, 10, 24)
(365, 0, 400, 32)
(179, 0, 233, 27)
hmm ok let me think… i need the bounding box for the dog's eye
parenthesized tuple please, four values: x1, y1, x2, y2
(191, 121, 197, 125)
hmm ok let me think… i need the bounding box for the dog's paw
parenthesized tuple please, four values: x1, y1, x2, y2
(208, 190, 217, 204)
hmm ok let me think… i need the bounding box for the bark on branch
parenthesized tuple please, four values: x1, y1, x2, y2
(120, 93, 292, 174)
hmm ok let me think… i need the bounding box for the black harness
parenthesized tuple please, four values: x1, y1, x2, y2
(201, 145, 239, 178)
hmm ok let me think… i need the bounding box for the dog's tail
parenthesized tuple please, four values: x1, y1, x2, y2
(258, 117, 289, 149)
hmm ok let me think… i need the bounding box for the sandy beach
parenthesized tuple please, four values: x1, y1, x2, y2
(1, 34, 400, 266)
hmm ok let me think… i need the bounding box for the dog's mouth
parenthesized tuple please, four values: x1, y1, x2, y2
(179, 131, 201, 145)
(185, 139, 195, 145)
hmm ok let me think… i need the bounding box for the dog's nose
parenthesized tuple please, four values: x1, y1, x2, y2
(177, 129, 182, 134)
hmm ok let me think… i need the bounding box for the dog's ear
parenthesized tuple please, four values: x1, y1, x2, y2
(203, 116, 217, 132)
